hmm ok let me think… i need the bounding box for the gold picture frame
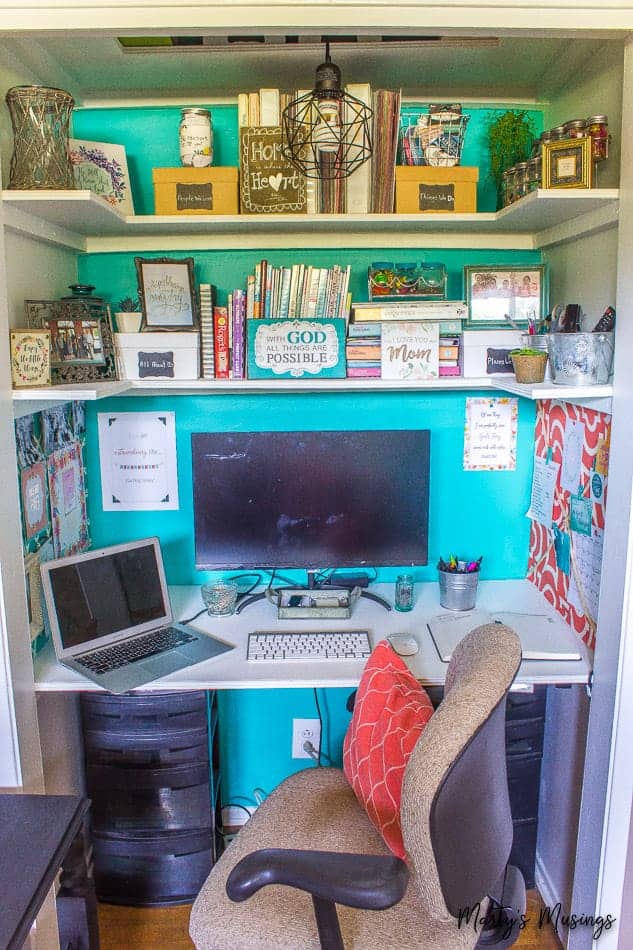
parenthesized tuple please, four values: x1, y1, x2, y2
(542, 137, 593, 189)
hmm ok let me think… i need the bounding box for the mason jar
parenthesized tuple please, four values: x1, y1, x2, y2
(179, 108, 213, 167)
(514, 161, 529, 200)
(563, 119, 587, 139)
(526, 155, 542, 192)
(586, 115, 609, 163)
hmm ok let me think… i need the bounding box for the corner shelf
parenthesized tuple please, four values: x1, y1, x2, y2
(12, 375, 613, 414)
(2, 188, 619, 253)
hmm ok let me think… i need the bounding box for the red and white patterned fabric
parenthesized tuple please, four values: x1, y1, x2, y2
(342, 640, 434, 860)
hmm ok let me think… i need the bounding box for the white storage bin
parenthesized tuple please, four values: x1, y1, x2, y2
(462, 329, 523, 377)
(114, 332, 200, 380)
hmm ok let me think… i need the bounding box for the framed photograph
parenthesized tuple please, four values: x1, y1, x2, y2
(69, 138, 135, 215)
(135, 256, 198, 331)
(10, 330, 50, 388)
(464, 264, 547, 327)
(543, 137, 593, 189)
(25, 298, 117, 383)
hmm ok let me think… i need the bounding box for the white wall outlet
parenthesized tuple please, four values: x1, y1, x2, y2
(292, 718, 321, 759)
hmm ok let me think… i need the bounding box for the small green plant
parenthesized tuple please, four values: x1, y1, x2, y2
(510, 347, 547, 357)
(487, 110, 536, 209)
(117, 295, 140, 312)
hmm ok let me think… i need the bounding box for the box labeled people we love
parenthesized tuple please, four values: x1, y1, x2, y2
(152, 167, 239, 215)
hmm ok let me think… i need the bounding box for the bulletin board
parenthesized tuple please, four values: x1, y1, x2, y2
(528, 399, 611, 651)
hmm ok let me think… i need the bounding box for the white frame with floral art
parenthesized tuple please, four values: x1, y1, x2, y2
(69, 138, 135, 215)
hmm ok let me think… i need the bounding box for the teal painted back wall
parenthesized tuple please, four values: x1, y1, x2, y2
(71, 105, 543, 216)
(71, 99, 543, 806)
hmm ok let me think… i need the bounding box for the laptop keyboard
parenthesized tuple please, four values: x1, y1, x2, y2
(247, 630, 371, 662)
(76, 627, 196, 674)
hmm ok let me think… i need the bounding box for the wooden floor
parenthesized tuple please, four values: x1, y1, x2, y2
(97, 889, 562, 949)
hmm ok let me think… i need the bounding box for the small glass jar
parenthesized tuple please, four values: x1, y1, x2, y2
(395, 574, 414, 612)
(586, 114, 609, 163)
(550, 125, 568, 141)
(563, 119, 587, 139)
(179, 107, 213, 167)
(514, 161, 529, 200)
(501, 168, 513, 206)
(538, 130, 555, 153)
(504, 166, 518, 205)
(526, 155, 542, 192)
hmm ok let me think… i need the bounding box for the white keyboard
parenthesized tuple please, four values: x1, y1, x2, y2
(247, 630, 372, 662)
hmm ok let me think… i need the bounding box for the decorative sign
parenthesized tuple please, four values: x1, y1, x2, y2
(138, 351, 175, 379)
(98, 411, 179, 511)
(486, 348, 514, 374)
(69, 139, 134, 215)
(463, 396, 518, 471)
(20, 462, 50, 541)
(10, 330, 50, 387)
(381, 321, 439, 380)
(240, 127, 306, 214)
(176, 182, 213, 212)
(418, 183, 454, 211)
(48, 442, 90, 557)
(570, 495, 593, 536)
(527, 454, 560, 528)
(247, 319, 346, 379)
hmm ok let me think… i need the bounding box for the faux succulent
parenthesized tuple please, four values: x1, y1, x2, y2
(117, 296, 141, 312)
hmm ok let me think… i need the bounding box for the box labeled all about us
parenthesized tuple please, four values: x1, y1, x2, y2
(395, 166, 479, 214)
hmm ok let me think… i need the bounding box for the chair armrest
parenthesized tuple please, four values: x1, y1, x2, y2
(226, 848, 409, 910)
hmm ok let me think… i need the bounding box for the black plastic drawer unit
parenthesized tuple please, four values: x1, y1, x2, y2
(81, 690, 218, 906)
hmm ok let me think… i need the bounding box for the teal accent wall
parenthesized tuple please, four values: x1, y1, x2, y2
(72, 106, 542, 216)
(70, 100, 543, 807)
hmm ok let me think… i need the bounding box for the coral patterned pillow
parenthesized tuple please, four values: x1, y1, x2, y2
(343, 639, 434, 860)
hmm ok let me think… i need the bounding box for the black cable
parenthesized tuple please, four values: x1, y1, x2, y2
(180, 606, 208, 625)
(313, 687, 323, 767)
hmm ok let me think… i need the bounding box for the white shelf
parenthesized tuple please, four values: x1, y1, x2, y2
(11, 375, 613, 412)
(2, 188, 619, 253)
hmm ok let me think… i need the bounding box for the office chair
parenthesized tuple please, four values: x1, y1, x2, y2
(190, 623, 526, 950)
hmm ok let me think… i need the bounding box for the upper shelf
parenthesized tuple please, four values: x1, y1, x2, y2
(11, 375, 613, 416)
(1, 188, 619, 253)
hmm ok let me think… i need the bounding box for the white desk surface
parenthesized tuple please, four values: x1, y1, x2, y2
(33, 579, 591, 693)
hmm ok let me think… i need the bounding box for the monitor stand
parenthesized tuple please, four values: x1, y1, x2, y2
(235, 570, 392, 615)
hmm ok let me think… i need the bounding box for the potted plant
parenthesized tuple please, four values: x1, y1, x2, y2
(510, 347, 549, 384)
(115, 296, 141, 333)
(487, 110, 536, 209)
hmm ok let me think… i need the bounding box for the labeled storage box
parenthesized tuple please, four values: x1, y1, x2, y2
(395, 166, 479, 214)
(114, 332, 200, 380)
(152, 167, 239, 215)
(462, 329, 523, 377)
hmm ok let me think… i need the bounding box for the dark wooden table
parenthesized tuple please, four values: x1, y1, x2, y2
(0, 794, 88, 950)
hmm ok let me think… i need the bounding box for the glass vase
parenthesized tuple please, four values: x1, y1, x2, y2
(5, 85, 75, 190)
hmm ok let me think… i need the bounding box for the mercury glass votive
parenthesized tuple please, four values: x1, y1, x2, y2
(201, 581, 239, 616)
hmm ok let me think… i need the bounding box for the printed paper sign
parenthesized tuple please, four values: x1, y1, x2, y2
(570, 495, 593, 536)
(98, 411, 179, 511)
(463, 397, 518, 471)
(560, 419, 585, 494)
(247, 319, 346, 379)
(568, 526, 604, 621)
(381, 321, 439, 380)
(527, 454, 560, 528)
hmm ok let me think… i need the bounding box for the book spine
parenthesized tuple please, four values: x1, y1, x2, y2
(237, 93, 250, 128)
(346, 365, 382, 378)
(199, 282, 215, 379)
(232, 292, 246, 379)
(213, 306, 230, 378)
(259, 88, 280, 126)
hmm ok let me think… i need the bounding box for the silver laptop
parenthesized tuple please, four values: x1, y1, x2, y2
(40, 537, 233, 693)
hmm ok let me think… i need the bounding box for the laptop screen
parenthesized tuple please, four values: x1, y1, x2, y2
(42, 538, 171, 652)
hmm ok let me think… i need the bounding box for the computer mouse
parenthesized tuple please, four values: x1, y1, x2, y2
(388, 634, 419, 657)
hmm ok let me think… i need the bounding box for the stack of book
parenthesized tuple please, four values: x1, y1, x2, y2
(439, 333, 462, 376)
(370, 89, 402, 213)
(345, 322, 382, 378)
(350, 299, 467, 325)
(237, 88, 292, 128)
(246, 260, 351, 320)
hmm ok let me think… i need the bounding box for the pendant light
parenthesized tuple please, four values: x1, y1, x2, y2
(281, 41, 373, 180)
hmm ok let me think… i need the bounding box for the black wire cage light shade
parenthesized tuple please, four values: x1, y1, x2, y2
(281, 43, 373, 180)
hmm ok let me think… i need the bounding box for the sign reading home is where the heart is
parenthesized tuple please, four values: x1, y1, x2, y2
(239, 127, 307, 214)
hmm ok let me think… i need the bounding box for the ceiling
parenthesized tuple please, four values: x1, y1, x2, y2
(4, 33, 624, 105)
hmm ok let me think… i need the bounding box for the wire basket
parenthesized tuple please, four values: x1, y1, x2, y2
(400, 107, 470, 167)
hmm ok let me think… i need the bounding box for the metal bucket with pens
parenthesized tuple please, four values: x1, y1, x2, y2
(437, 556, 481, 611)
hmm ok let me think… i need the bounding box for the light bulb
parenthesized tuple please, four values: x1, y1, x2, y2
(312, 97, 341, 153)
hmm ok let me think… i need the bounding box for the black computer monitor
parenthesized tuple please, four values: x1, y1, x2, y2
(191, 430, 430, 576)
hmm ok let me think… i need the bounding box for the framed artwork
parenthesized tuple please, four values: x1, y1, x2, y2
(24, 551, 45, 646)
(69, 138, 135, 215)
(543, 137, 593, 190)
(47, 442, 90, 558)
(135, 257, 198, 331)
(10, 330, 50, 388)
(20, 461, 50, 543)
(464, 264, 547, 328)
(25, 298, 117, 383)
